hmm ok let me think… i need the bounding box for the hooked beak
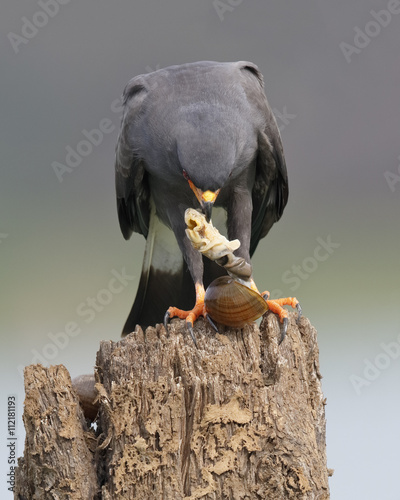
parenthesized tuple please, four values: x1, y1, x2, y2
(184, 173, 220, 222)
(201, 200, 214, 222)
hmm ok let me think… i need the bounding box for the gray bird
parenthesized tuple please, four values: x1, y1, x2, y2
(115, 61, 290, 338)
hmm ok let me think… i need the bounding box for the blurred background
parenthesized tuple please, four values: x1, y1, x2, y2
(1, 0, 399, 497)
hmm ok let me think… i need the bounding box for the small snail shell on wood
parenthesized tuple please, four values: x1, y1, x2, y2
(204, 276, 268, 328)
(72, 374, 99, 421)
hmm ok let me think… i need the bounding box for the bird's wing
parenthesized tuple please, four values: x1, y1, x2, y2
(115, 76, 150, 239)
(116, 75, 199, 332)
(236, 62, 289, 256)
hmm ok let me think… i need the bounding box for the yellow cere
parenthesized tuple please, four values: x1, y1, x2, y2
(201, 190, 219, 203)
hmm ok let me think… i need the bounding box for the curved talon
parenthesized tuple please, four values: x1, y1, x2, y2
(186, 321, 198, 347)
(163, 310, 171, 334)
(296, 302, 302, 323)
(206, 314, 219, 333)
(262, 290, 270, 300)
(265, 295, 300, 344)
(164, 308, 199, 346)
(279, 317, 289, 344)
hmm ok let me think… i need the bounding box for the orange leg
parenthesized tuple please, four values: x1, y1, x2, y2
(164, 283, 209, 346)
(248, 278, 301, 342)
(260, 288, 302, 344)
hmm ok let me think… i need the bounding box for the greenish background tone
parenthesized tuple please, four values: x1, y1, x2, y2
(1, 1, 399, 497)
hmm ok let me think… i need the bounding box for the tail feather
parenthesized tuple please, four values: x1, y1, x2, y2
(122, 263, 195, 335)
(122, 208, 194, 335)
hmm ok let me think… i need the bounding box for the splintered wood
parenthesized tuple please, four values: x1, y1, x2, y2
(16, 314, 331, 499)
(97, 314, 331, 498)
(15, 365, 98, 499)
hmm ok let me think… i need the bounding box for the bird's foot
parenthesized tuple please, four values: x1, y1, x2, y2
(164, 302, 206, 347)
(261, 291, 302, 344)
(164, 283, 214, 347)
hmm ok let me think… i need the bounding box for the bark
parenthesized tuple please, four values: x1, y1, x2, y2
(15, 313, 331, 499)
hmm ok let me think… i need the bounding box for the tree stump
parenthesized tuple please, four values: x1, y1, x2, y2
(15, 365, 98, 499)
(15, 313, 330, 499)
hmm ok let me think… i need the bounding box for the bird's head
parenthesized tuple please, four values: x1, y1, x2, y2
(176, 123, 241, 221)
(183, 169, 220, 222)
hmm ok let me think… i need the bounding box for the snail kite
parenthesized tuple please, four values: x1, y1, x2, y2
(115, 61, 292, 337)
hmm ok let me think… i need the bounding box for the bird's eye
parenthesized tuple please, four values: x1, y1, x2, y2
(182, 169, 190, 181)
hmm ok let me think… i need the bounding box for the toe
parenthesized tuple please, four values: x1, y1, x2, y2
(163, 310, 171, 333)
(186, 321, 198, 347)
(279, 317, 289, 344)
(296, 302, 302, 323)
(205, 313, 219, 333)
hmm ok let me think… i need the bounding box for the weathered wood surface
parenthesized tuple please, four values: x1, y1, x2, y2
(16, 313, 331, 499)
(15, 365, 98, 499)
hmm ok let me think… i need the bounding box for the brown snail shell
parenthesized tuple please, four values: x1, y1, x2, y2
(204, 276, 268, 328)
(72, 374, 99, 421)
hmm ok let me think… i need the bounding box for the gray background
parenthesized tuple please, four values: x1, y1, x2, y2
(1, 0, 399, 497)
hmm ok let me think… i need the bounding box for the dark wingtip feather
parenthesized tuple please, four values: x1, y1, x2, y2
(121, 265, 195, 336)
